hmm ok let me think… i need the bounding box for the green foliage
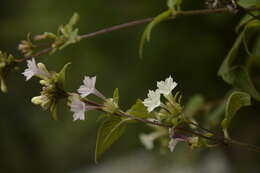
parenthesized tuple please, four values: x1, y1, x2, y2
(95, 117, 128, 162)
(113, 88, 119, 105)
(139, 10, 173, 57)
(57, 62, 71, 89)
(218, 20, 260, 101)
(127, 99, 154, 118)
(221, 91, 251, 138)
(238, 0, 260, 7)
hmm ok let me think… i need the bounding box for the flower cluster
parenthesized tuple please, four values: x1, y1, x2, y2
(0, 51, 17, 93)
(18, 35, 36, 57)
(140, 76, 190, 152)
(143, 76, 178, 112)
(23, 58, 69, 119)
(67, 76, 105, 121)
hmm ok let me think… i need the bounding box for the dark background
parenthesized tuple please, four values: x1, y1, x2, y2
(0, 0, 260, 172)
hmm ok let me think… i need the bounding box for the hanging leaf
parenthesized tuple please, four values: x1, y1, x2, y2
(95, 117, 129, 162)
(218, 20, 260, 101)
(139, 9, 172, 57)
(221, 91, 251, 138)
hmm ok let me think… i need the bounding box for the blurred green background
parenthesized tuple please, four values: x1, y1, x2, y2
(1, 0, 260, 172)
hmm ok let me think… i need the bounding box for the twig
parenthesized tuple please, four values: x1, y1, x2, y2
(15, 7, 260, 63)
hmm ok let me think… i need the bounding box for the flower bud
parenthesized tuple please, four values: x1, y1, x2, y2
(102, 98, 119, 114)
(31, 96, 43, 105)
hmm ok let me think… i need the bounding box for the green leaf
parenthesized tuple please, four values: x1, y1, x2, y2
(167, 0, 183, 10)
(218, 21, 260, 101)
(243, 20, 260, 55)
(221, 91, 251, 137)
(127, 99, 153, 118)
(238, 0, 260, 8)
(113, 88, 119, 105)
(184, 94, 204, 118)
(59, 29, 79, 50)
(139, 9, 172, 57)
(236, 11, 260, 32)
(68, 12, 80, 28)
(50, 102, 58, 120)
(57, 62, 71, 89)
(95, 117, 128, 162)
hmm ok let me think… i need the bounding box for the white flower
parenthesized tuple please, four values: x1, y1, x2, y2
(168, 138, 179, 152)
(69, 96, 86, 121)
(157, 76, 177, 95)
(22, 58, 49, 80)
(68, 95, 97, 121)
(143, 90, 161, 112)
(77, 76, 105, 99)
(139, 131, 163, 150)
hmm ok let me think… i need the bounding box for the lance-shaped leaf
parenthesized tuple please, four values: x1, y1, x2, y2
(139, 9, 173, 57)
(57, 62, 71, 89)
(95, 117, 129, 162)
(113, 88, 119, 105)
(221, 91, 251, 138)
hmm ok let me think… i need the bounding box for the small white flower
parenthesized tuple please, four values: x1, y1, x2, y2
(69, 96, 86, 121)
(143, 90, 161, 112)
(157, 76, 177, 95)
(139, 132, 162, 150)
(168, 138, 179, 152)
(22, 58, 49, 80)
(77, 76, 105, 99)
(68, 95, 97, 121)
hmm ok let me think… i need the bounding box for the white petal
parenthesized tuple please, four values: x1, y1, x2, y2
(143, 90, 161, 112)
(168, 138, 178, 152)
(73, 111, 85, 121)
(139, 133, 155, 150)
(77, 76, 97, 98)
(22, 58, 49, 80)
(157, 76, 178, 95)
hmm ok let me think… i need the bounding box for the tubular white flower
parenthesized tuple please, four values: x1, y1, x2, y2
(143, 90, 161, 112)
(168, 138, 179, 152)
(77, 76, 105, 99)
(139, 131, 163, 150)
(157, 76, 177, 95)
(22, 58, 49, 80)
(68, 95, 97, 121)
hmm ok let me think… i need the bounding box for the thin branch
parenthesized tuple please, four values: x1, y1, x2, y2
(15, 7, 260, 63)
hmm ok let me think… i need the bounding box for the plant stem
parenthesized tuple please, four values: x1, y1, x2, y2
(15, 7, 260, 62)
(82, 98, 260, 152)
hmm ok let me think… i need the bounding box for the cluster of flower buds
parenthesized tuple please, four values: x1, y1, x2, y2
(23, 58, 69, 119)
(18, 35, 36, 57)
(0, 51, 17, 92)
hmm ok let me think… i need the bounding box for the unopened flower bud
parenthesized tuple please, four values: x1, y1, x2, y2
(31, 96, 43, 105)
(102, 98, 119, 114)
